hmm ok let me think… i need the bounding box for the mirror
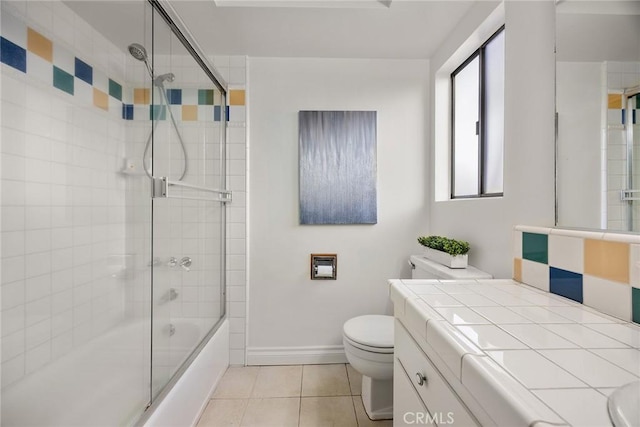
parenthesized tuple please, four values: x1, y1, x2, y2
(555, 1, 640, 231)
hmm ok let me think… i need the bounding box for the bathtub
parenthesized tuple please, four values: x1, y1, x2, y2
(1, 318, 229, 427)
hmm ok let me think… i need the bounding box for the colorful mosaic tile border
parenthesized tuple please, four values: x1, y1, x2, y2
(513, 225, 640, 325)
(0, 15, 244, 122)
(608, 93, 638, 126)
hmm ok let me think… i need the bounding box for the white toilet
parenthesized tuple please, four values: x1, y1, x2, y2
(343, 255, 492, 421)
(343, 314, 394, 420)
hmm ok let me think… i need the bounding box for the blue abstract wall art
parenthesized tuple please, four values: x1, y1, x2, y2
(299, 110, 377, 225)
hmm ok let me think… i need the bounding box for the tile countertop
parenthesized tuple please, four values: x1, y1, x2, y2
(389, 279, 640, 427)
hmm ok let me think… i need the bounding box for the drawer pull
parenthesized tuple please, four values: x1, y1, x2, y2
(415, 373, 427, 386)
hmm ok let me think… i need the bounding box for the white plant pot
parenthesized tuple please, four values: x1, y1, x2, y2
(422, 247, 468, 269)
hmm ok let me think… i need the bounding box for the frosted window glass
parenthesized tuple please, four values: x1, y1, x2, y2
(483, 30, 505, 194)
(453, 55, 480, 197)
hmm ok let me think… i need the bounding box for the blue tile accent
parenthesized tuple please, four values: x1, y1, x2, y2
(122, 104, 133, 120)
(166, 89, 182, 105)
(622, 109, 626, 125)
(1, 37, 26, 72)
(550, 267, 583, 303)
(213, 105, 230, 121)
(74, 57, 92, 85)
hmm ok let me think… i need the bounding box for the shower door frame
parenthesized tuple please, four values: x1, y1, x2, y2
(623, 87, 640, 231)
(138, 0, 229, 422)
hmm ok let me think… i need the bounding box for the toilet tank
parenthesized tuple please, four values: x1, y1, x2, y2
(409, 255, 492, 280)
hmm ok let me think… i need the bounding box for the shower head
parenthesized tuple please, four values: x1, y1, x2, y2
(128, 43, 148, 62)
(128, 42, 153, 78)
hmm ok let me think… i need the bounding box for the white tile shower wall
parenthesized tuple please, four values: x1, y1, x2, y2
(213, 55, 247, 366)
(1, 2, 128, 387)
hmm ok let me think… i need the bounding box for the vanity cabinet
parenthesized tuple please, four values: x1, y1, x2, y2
(394, 320, 479, 427)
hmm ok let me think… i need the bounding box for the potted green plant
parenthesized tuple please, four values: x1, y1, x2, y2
(417, 235, 470, 269)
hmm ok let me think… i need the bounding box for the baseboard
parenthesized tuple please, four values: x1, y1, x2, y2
(246, 345, 348, 365)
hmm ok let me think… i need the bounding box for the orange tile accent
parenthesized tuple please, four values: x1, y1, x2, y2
(584, 239, 630, 284)
(608, 94, 622, 109)
(134, 88, 150, 105)
(93, 88, 108, 111)
(513, 258, 522, 282)
(229, 90, 245, 106)
(182, 105, 198, 121)
(27, 28, 53, 62)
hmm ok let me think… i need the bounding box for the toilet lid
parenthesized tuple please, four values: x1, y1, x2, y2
(343, 315, 394, 349)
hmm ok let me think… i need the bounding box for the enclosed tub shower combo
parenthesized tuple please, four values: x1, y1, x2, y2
(0, 0, 230, 425)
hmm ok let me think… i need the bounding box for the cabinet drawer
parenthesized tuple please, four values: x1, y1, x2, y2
(394, 360, 435, 426)
(395, 320, 479, 427)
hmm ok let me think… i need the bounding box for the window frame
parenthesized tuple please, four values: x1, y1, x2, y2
(450, 25, 505, 199)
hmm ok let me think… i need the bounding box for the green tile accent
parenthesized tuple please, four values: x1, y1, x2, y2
(198, 89, 214, 105)
(150, 105, 166, 121)
(53, 66, 74, 95)
(522, 232, 548, 264)
(108, 79, 122, 101)
(633, 288, 640, 324)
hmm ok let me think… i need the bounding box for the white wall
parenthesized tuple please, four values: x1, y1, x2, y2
(247, 58, 429, 361)
(429, 1, 556, 279)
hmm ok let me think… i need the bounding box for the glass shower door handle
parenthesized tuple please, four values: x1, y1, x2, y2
(152, 176, 232, 203)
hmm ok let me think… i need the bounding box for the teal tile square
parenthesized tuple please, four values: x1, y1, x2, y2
(109, 79, 122, 101)
(198, 89, 214, 105)
(633, 287, 640, 324)
(150, 105, 166, 121)
(53, 66, 74, 95)
(523, 232, 548, 264)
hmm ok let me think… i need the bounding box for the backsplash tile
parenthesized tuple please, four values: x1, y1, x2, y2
(584, 239, 629, 284)
(632, 288, 640, 323)
(584, 276, 630, 321)
(550, 267, 583, 303)
(513, 258, 522, 282)
(521, 259, 549, 292)
(522, 232, 548, 264)
(549, 234, 583, 273)
(515, 226, 638, 324)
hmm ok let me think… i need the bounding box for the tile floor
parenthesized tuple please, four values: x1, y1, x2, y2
(196, 364, 392, 427)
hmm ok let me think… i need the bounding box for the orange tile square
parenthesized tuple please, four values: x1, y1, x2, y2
(134, 88, 150, 105)
(584, 239, 630, 284)
(27, 28, 52, 62)
(513, 258, 522, 282)
(93, 88, 108, 111)
(182, 105, 198, 121)
(229, 90, 245, 106)
(608, 94, 622, 109)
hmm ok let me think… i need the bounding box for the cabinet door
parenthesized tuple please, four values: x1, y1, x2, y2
(394, 359, 436, 426)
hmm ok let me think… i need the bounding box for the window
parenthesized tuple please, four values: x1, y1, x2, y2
(451, 26, 505, 198)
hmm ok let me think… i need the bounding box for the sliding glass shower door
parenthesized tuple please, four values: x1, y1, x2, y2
(149, 9, 227, 400)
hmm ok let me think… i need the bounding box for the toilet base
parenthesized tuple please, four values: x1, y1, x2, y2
(361, 375, 393, 420)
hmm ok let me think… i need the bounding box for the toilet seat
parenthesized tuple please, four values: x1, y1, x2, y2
(343, 315, 394, 353)
(344, 335, 394, 355)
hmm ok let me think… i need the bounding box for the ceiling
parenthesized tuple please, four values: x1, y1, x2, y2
(65, 0, 477, 59)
